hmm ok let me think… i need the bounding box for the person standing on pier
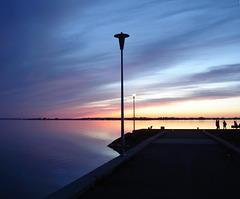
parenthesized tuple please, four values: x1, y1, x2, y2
(216, 119, 220, 129)
(223, 120, 227, 129)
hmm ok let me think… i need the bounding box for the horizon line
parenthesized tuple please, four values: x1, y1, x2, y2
(1, 116, 240, 120)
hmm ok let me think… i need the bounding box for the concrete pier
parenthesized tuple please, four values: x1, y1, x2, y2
(80, 130, 240, 199)
(46, 129, 240, 199)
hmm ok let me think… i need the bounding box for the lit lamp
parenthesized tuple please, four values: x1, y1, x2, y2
(114, 32, 130, 156)
(132, 94, 136, 131)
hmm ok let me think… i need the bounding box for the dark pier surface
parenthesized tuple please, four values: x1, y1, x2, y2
(80, 129, 240, 199)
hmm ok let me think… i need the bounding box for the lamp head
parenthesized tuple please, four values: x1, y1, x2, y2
(114, 32, 129, 50)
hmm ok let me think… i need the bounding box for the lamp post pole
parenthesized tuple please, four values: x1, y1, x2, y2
(133, 94, 136, 131)
(114, 32, 129, 156)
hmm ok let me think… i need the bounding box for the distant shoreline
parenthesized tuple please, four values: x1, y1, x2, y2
(1, 117, 239, 121)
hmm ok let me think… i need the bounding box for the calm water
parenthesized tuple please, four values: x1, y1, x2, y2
(0, 119, 236, 198)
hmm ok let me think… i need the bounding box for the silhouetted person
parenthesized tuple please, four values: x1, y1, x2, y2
(216, 119, 220, 129)
(234, 121, 238, 126)
(223, 120, 227, 129)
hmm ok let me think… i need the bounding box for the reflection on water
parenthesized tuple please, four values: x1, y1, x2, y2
(0, 120, 119, 199)
(0, 119, 236, 198)
(127, 119, 219, 130)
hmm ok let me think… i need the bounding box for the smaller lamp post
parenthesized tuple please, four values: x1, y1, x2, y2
(132, 94, 136, 131)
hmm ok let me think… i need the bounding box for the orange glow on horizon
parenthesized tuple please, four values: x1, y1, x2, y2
(82, 97, 240, 118)
(43, 97, 240, 119)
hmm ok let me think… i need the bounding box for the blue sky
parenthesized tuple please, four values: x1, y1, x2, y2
(0, 0, 240, 118)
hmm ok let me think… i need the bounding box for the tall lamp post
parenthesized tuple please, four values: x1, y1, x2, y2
(114, 32, 129, 156)
(132, 94, 136, 131)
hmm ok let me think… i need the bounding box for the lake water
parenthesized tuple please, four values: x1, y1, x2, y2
(0, 119, 236, 198)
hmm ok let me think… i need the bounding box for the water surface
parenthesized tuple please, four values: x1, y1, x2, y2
(0, 119, 236, 198)
(0, 120, 119, 199)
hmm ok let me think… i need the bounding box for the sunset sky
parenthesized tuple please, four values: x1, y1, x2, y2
(1, 0, 240, 118)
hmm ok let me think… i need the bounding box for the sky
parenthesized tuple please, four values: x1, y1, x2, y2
(0, 0, 240, 118)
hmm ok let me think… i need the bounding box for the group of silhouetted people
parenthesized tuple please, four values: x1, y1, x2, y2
(216, 120, 240, 129)
(216, 119, 227, 129)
